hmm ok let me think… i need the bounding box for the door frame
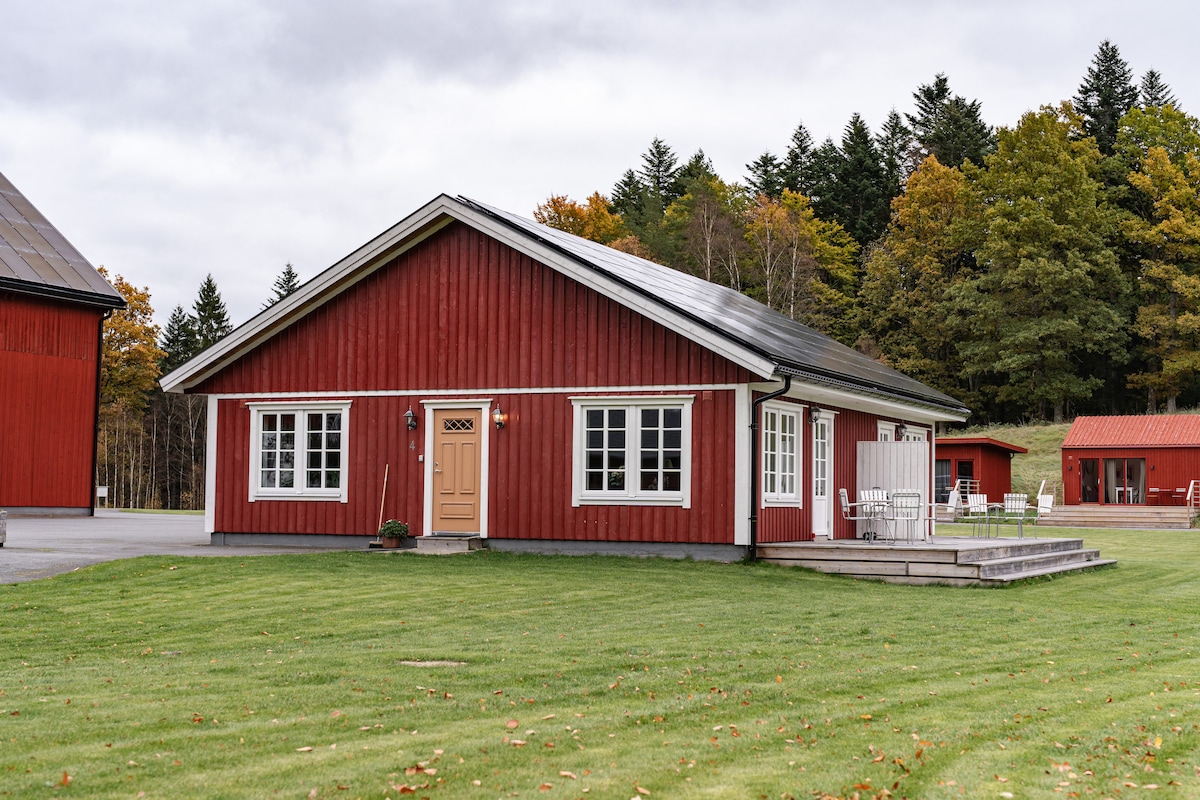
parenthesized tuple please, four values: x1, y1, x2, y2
(422, 399, 493, 537)
(811, 410, 834, 538)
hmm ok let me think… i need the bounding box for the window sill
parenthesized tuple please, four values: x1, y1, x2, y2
(250, 492, 347, 503)
(574, 494, 687, 507)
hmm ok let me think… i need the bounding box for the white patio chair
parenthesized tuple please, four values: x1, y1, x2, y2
(1002, 493, 1029, 538)
(839, 488, 882, 541)
(965, 493, 993, 537)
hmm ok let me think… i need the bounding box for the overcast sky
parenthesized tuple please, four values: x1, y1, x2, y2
(2, 0, 1196, 328)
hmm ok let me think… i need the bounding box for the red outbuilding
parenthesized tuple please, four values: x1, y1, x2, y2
(934, 436, 1028, 503)
(1062, 415, 1200, 506)
(0, 171, 125, 515)
(162, 195, 969, 557)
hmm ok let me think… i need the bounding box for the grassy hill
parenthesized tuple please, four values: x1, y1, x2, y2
(949, 421, 1072, 498)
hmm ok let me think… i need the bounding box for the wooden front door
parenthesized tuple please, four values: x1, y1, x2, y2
(431, 408, 483, 533)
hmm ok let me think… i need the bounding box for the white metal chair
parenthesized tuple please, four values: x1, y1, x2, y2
(1002, 493, 1029, 538)
(859, 488, 891, 541)
(964, 493, 993, 537)
(889, 491, 926, 543)
(839, 488, 882, 541)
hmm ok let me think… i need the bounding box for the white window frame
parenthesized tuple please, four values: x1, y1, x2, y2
(901, 427, 928, 442)
(571, 395, 693, 507)
(761, 401, 802, 506)
(248, 401, 351, 502)
(877, 421, 895, 441)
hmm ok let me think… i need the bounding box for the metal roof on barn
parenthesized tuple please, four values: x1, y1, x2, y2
(935, 436, 1028, 454)
(462, 198, 968, 416)
(0, 171, 124, 309)
(1062, 415, 1200, 448)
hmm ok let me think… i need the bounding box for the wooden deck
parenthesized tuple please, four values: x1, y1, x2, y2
(1037, 504, 1194, 530)
(758, 535, 1115, 586)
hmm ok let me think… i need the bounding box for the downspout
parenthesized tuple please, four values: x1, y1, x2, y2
(749, 374, 792, 562)
(90, 310, 113, 517)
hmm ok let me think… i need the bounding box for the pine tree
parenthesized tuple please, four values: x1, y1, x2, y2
(611, 169, 648, 220)
(638, 137, 683, 210)
(1139, 69, 1179, 109)
(827, 114, 890, 246)
(907, 74, 993, 167)
(806, 137, 843, 216)
(745, 151, 785, 199)
(876, 109, 914, 197)
(1074, 40, 1139, 156)
(264, 263, 301, 309)
(193, 273, 232, 350)
(159, 304, 199, 374)
(676, 149, 716, 191)
(782, 122, 816, 195)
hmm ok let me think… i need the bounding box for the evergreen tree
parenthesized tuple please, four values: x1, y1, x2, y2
(876, 109, 914, 197)
(745, 150, 785, 199)
(782, 122, 816, 195)
(1139, 68, 1179, 109)
(193, 273, 232, 350)
(951, 105, 1127, 422)
(638, 137, 683, 210)
(827, 114, 890, 247)
(610, 169, 648, 220)
(264, 262, 301, 309)
(159, 304, 199, 374)
(806, 137, 844, 216)
(1074, 40, 1139, 156)
(676, 149, 716, 191)
(907, 74, 993, 167)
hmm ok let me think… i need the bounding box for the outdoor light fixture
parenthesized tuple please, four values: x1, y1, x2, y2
(404, 407, 418, 431)
(492, 405, 507, 430)
(809, 407, 822, 425)
(896, 423, 908, 440)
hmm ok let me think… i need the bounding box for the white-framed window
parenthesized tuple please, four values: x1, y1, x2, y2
(877, 421, 895, 442)
(762, 402, 801, 505)
(571, 396, 693, 507)
(901, 427, 928, 442)
(248, 401, 351, 502)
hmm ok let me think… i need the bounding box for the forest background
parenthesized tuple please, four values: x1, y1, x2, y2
(97, 41, 1200, 509)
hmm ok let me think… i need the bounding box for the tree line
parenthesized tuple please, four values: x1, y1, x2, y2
(96, 264, 300, 509)
(536, 41, 1198, 424)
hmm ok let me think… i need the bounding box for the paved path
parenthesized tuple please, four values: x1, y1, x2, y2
(0, 510, 345, 584)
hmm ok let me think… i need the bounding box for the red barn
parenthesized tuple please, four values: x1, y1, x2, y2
(934, 436, 1028, 503)
(1062, 415, 1200, 506)
(0, 171, 125, 515)
(162, 195, 968, 557)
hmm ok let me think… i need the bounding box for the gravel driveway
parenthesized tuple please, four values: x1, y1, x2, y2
(0, 509, 349, 584)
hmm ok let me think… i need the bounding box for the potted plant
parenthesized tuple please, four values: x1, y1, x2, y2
(378, 519, 410, 549)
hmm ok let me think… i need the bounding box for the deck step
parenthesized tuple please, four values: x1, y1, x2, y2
(757, 536, 1115, 586)
(1038, 505, 1192, 529)
(415, 534, 485, 555)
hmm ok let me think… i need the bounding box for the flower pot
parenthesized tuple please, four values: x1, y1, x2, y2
(381, 535, 403, 549)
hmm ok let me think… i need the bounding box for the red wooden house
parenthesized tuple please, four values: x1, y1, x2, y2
(0, 171, 125, 515)
(1062, 415, 1200, 506)
(161, 195, 969, 557)
(934, 436, 1027, 502)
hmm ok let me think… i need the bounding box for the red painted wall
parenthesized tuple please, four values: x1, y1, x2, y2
(0, 292, 102, 509)
(1062, 446, 1200, 505)
(202, 224, 750, 542)
(935, 442, 1014, 501)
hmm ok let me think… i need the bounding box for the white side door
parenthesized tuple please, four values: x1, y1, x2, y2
(811, 413, 833, 537)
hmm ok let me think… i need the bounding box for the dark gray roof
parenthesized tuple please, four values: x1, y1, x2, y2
(461, 197, 968, 415)
(0, 171, 124, 309)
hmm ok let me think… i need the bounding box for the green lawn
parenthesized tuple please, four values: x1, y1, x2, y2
(3, 531, 1198, 799)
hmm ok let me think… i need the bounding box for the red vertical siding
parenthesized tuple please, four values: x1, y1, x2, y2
(1062, 446, 1200, 505)
(0, 292, 102, 509)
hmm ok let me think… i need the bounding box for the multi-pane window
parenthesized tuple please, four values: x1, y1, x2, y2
(574, 397, 692, 505)
(250, 402, 349, 501)
(762, 405, 800, 503)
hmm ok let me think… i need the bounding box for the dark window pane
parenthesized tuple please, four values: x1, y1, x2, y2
(608, 431, 625, 449)
(326, 452, 340, 469)
(262, 432, 277, 450)
(307, 470, 322, 488)
(587, 452, 603, 470)
(262, 415, 277, 432)
(642, 408, 659, 427)
(664, 473, 681, 491)
(307, 413, 322, 432)
(608, 409, 625, 428)
(280, 452, 294, 469)
(586, 472, 602, 491)
(664, 430, 681, 449)
(308, 452, 322, 469)
(586, 409, 603, 428)
(642, 430, 658, 448)
(326, 413, 341, 431)
(308, 433, 322, 451)
(587, 430, 603, 449)
(280, 471, 294, 488)
(281, 433, 294, 450)
(664, 408, 682, 428)
(641, 453, 658, 470)
(608, 471, 625, 490)
(326, 432, 340, 450)
(608, 453, 625, 470)
(326, 471, 340, 489)
(262, 452, 276, 469)
(664, 452, 681, 470)
(261, 471, 275, 488)
(641, 472, 658, 490)
(280, 414, 295, 432)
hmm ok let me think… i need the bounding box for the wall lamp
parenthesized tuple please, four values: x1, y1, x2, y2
(492, 404, 507, 430)
(405, 407, 418, 431)
(896, 423, 908, 440)
(808, 407, 822, 425)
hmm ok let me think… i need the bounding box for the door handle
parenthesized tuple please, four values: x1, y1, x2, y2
(434, 461, 442, 474)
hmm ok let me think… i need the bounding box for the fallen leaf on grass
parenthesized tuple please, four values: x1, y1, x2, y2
(560, 771, 577, 779)
(635, 786, 650, 796)
(296, 746, 314, 752)
(505, 719, 519, 729)
(510, 740, 527, 747)
(58, 772, 71, 787)
(539, 783, 553, 791)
